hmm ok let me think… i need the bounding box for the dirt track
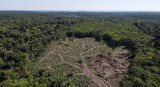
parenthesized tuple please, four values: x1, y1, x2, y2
(80, 41, 111, 87)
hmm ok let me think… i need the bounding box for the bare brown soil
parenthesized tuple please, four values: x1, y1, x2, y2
(90, 48, 131, 87)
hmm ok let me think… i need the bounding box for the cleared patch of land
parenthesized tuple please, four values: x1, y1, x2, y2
(35, 38, 130, 87)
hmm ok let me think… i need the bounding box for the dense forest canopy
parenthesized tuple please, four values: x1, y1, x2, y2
(0, 11, 160, 87)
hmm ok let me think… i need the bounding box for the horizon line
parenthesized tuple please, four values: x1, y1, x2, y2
(0, 10, 160, 13)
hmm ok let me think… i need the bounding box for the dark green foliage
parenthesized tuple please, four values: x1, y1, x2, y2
(154, 36, 160, 49)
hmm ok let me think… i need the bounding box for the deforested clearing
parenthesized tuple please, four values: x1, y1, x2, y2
(35, 38, 131, 87)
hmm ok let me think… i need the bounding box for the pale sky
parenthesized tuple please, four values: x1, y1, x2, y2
(0, 0, 160, 11)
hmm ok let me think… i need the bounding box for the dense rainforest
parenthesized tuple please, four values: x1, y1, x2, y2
(0, 11, 160, 87)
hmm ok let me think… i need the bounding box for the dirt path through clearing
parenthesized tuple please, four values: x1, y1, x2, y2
(57, 46, 82, 71)
(80, 41, 112, 87)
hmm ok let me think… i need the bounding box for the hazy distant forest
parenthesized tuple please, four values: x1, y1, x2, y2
(0, 11, 160, 87)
